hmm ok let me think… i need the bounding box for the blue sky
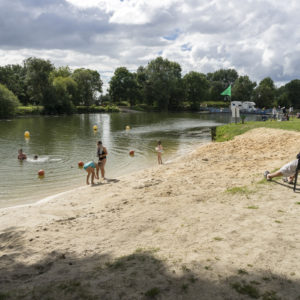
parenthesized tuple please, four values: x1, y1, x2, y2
(0, 0, 299, 91)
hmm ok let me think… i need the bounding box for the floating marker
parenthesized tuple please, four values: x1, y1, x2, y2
(126, 125, 130, 130)
(78, 161, 84, 168)
(93, 125, 98, 130)
(38, 169, 45, 177)
(24, 131, 30, 138)
(129, 150, 135, 156)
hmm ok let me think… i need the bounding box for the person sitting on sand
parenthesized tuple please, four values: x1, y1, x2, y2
(97, 141, 108, 180)
(83, 161, 99, 185)
(155, 140, 163, 165)
(18, 149, 27, 160)
(264, 156, 300, 184)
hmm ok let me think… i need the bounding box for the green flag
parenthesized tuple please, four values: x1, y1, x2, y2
(221, 85, 231, 96)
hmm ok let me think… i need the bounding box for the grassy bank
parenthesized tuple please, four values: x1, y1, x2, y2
(15, 105, 120, 116)
(215, 118, 300, 142)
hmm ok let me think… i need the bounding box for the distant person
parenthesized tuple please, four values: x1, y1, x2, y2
(272, 107, 277, 120)
(264, 155, 300, 184)
(83, 161, 99, 185)
(156, 140, 163, 165)
(289, 106, 293, 116)
(18, 149, 27, 160)
(97, 141, 108, 180)
(34, 155, 38, 160)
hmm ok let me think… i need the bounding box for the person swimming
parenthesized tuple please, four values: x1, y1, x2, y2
(34, 155, 38, 160)
(18, 149, 27, 160)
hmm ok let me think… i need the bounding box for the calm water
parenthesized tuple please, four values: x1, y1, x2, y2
(0, 112, 258, 208)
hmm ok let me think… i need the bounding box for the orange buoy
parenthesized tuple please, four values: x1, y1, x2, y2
(78, 161, 84, 168)
(38, 169, 45, 177)
(129, 150, 135, 156)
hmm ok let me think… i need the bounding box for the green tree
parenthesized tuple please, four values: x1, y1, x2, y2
(24, 57, 54, 105)
(72, 68, 103, 106)
(49, 66, 72, 82)
(0, 64, 28, 105)
(144, 57, 183, 111)
(109, 67, 139, 106)
(207, 69, 238, 86)
(253, 77, 275, 108)
(231, 75, 256, 102)
(208, 81, 225, 101)
(47, 76, 77, 114)
(285, 79, 300, 108)
(0, 83, 20, 118)
(183, 71, 209, 110)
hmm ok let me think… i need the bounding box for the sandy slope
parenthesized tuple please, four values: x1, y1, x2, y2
(0, 128, 300, 299)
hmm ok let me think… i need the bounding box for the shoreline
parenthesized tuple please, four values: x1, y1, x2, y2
(1, 127, 300, 299)
(0, 140, 210, 211)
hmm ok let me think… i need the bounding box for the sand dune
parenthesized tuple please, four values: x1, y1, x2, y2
(0, 128, 300, 299)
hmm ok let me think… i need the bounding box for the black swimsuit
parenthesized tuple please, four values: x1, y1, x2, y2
(97, 148, 107, 161)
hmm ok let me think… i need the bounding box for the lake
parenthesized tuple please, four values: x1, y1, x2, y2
(0, 112, 259, 208)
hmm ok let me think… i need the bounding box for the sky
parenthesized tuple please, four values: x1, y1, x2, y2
(0, 0, 300, 92)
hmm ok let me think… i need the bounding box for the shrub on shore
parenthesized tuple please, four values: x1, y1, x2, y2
(0, 84, 20, 118)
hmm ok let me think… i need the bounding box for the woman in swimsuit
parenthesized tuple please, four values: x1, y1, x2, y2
(97, 141, 108, 179)
(83, 161, 99, 185)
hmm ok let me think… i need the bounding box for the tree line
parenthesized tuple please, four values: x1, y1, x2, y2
(1, 56, 300, 117)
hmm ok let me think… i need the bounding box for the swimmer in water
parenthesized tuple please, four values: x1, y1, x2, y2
(34, 155, 38, 160)
(18, 149, 27, 160)
(83, 161, 99, 185)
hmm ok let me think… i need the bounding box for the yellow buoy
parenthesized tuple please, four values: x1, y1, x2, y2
(93, 125, 98, 131)
(24, 131, 30, 138)
(126, 125, 130, 130)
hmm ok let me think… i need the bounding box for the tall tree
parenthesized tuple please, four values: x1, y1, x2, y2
(207, 69, 238, 87)
(0, 64, 28, 105)
(231, 75, 256, 102)
(253, 77, 275, 108)
(144, 57, 183, 110)
(24, 57, 54, 105)
(109, 67, 139, 106)
(183, 71, 209, 110)
(285, 79, 300, 108)
(72, 68, 102, 106)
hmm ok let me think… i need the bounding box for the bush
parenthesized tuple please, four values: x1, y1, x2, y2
(76, 105, 120, 113)
(16, 106, 43, 116)
(0, 84, 20, 118)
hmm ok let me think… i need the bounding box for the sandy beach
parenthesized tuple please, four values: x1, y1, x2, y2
(1, 127, 300, 299)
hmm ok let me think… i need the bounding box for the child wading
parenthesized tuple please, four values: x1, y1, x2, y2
(156, 140, 163, 165)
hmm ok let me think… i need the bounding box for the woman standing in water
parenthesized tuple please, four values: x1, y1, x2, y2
(97, 141, 108, 179)
(156, 140, 163, 165)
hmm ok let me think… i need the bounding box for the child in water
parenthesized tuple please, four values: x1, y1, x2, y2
(18, 149, 27, 160)
(83, 161, 99, 185)
(155, 140, 163, 165)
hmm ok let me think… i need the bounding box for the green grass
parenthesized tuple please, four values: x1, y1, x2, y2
(296, 202, 300, 205)
(201, 101, 228, 108)
(215, 118, 300, 142)
(247, 205, 259, 209)
(231, 282, 260, 299)
(238, 269, 249, 275)
(16, 105, 43, 115)
(145, 287, 160, 298)
(226, 186, 252, 195)
(213, 237, 223, 241)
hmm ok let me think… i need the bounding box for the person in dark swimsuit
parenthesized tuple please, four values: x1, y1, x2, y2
(97, 141, 108, 180)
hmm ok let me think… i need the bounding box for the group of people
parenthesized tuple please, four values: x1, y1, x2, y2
(83, 141, 108, 185)
(18, 149, 38, 160)
(271, 106, 293, 121)
(83, 140, 164, 185)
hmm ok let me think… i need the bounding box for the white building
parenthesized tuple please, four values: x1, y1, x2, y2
(230, 101, 256, 112)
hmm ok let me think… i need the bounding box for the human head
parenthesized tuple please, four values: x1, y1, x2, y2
(97, 141, 102, 146)
(18, 149, 23, 154)
(158, 140, 161, 145)
(34, 155, 38, 160)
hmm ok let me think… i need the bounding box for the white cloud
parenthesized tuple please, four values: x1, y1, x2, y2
(1, 0, 300, 88)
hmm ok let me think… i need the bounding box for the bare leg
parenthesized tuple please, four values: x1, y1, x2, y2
(91, 169, 95, 184)
(86, 168, 91, 184)
(100, 159, 106, 179)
